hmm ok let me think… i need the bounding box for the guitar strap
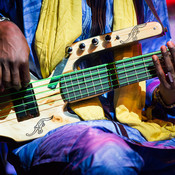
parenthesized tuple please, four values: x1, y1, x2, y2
(144, 0, 167, 34)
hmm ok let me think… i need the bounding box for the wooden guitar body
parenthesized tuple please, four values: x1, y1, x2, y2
(0, 22, 164, 142)
(0, 77, 80, 142)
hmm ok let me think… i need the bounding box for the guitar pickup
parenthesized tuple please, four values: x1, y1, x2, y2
(11, 84, 40, 122)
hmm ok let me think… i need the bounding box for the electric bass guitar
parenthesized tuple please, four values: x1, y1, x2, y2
(0, 22, 165, 142)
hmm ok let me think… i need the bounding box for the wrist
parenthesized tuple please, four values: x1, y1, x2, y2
(154, 87, 175, 109)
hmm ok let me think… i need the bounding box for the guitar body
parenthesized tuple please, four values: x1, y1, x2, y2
(0, 77, 80, 142)
(0, 22, 163, 142)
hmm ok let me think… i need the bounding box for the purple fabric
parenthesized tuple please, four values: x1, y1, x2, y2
(11, 120, 175, 174)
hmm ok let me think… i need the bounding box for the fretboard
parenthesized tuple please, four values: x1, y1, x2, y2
(60, 64, 112, 102)
(60, 50, 163, 103)
(115, 50, 162, 88)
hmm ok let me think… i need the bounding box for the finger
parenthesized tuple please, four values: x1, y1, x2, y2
(161, 45, 175, 86)
(167, 41, 175, 64)
(19, 61, 30, 88)
(10, 63, 21, 90)
(152, 54, 169, 88)
(2, 60, 11, 88)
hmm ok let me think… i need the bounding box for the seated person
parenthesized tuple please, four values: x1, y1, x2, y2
(0, 0, 175, 174)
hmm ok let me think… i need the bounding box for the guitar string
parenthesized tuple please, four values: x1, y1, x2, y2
(0, 55, 155, 107)
(0, 65, 156, 116)
(0, 61, 158, 118)
(0, 70, 115, 106)
(0, 72, 157, 120)
(0, 49, 160, 100)
(0, 49, 163, 98)
(0, 54, 159, 113)
(0, 66, 115, 98)
(0, 51, 163, 118)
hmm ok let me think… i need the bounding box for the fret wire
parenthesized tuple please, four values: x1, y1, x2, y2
(70, 74, 77, 100)
(0, 59, 154, 107)
(90, 69, 97, 95)
(143, 56, 150, 79)
(82, 70, 89, 96)
(132, 57, 139, 82)
(63, 76, 71, 100)
(123, 61, 129, 85)
(76, 72, 83, 99)
(97, 67, 104, 92)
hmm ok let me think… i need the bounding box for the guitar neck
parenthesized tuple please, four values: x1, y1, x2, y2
(59, 50, 163, 103)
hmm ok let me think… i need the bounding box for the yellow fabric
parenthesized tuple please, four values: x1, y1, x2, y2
(35, 0, 82, 78)
(113, 0, 175, 141)
(70, 97, 106, 120)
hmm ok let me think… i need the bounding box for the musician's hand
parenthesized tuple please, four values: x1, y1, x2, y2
(0, 20, 30, 91)
(152, 41, 175, 105)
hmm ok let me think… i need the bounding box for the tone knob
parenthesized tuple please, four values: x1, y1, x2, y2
(105, 35, 111, 42)
(79, 43, 86, 50)
(116, 35, 120, 40)
(92, 38, 99, 46)
(66, 47, 73, 54)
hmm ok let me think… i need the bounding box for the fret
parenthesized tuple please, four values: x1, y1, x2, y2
(82, 70, 92, 97)
(76, 72, 84, 100)
(70, 73, 80, 101)
(132, 57, 139, 83)
(116, 61, 130, 87)
(61, 75, 72, 101)
(89, 69, 97, 95)
(132, 56, 148, 83)
(142, 56, 153, 81)
(97, 67, 105, 93)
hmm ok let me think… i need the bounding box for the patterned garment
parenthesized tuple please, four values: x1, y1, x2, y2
(1, 0, 175, 174)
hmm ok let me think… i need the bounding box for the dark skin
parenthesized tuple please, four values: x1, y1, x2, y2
(152, 41, 175, 105)
(0, 20, 30, 91)
(0, 21, 175, 106)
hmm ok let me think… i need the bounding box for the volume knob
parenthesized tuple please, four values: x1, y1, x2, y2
(105, 35, 111, 42)
(92, 38, 99, 46)
(79, 43, 86, 50)
(66, 46, 73, 54)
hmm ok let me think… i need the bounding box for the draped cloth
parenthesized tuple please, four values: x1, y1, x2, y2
(35, 0, 175, 141)
(35, 0, 82, 78)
